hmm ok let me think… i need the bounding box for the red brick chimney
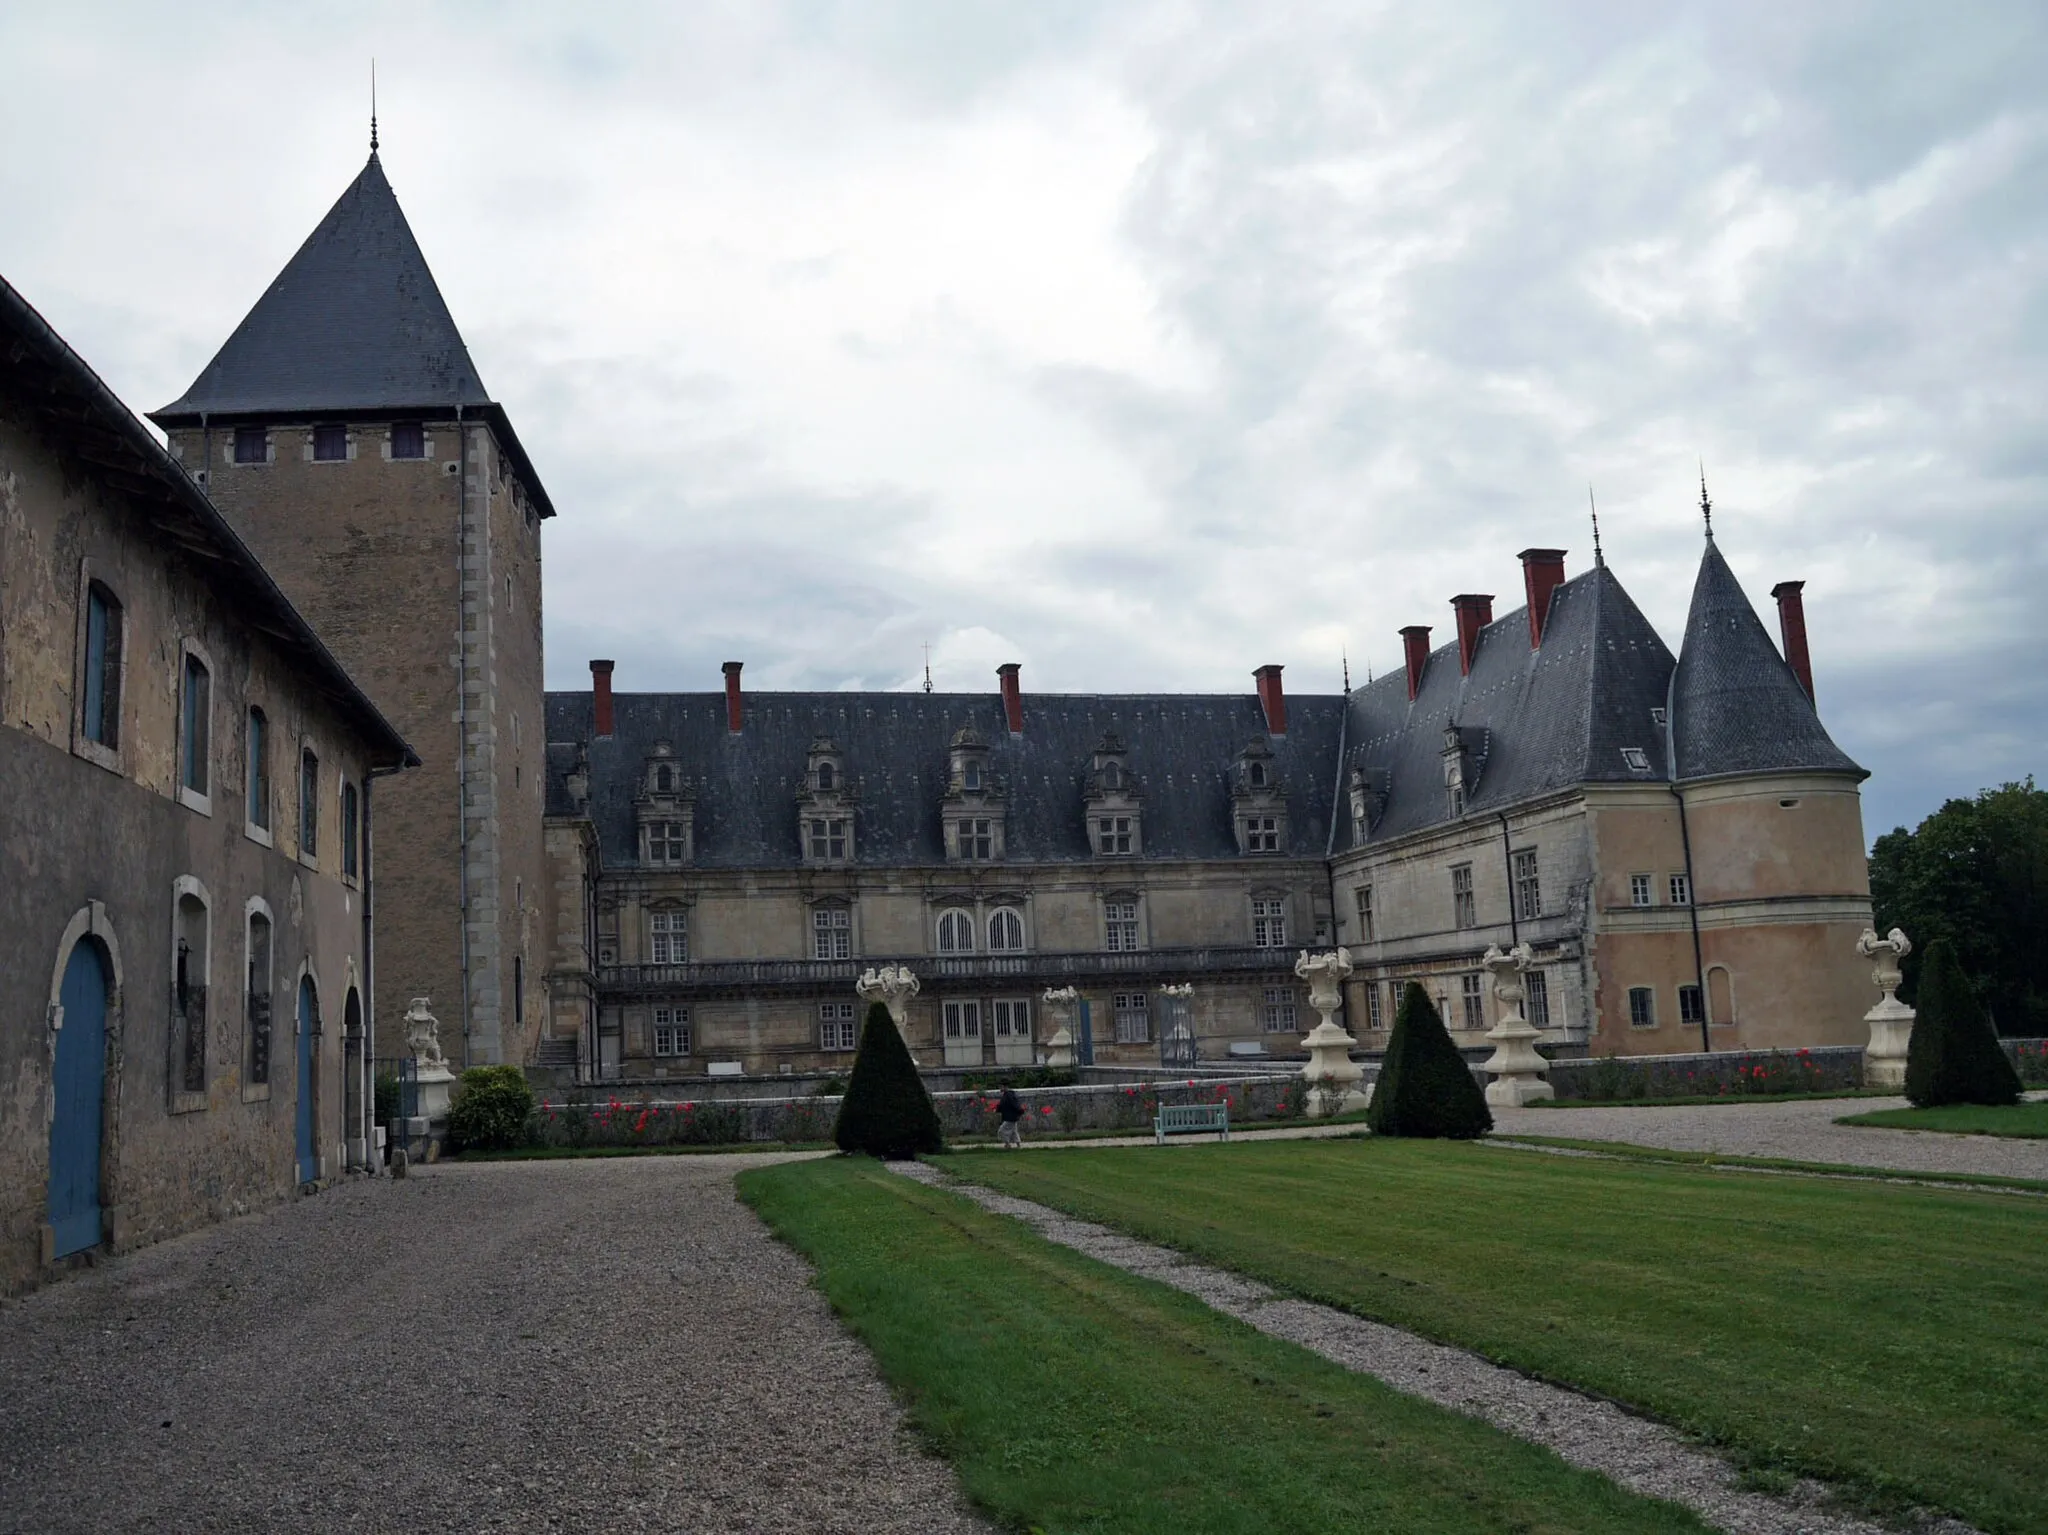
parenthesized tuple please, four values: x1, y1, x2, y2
(590, 659, 615, 738)
(1400, 625, 1432, 701)
(1771, 581, 1814, 701)
(997, 662, 1023, 735)
(722, 660, 744, 733)
(1518, 548, 1567, 648)
(1253, 664, 1287, 735)
(1452, 594, 1494, 676)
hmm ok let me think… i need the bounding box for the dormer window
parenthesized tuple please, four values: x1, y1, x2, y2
(943, 725, 1006, 862)
(636, 740, 695, 867)
(1249, 761, 1267, 788)
(816, 761, 836, 791)
(963, 761, 983, 792)
(808, 818, 849, 860)
(1232, 739, 1288, 855)
(1441, 725, 1472, 818)
(1084, 730, 1142, 857)
(1096, 816, 1136, 855)
(798, 737, 856, 864)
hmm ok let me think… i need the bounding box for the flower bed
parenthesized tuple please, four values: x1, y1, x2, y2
(1546, 1046, 1864, 1103)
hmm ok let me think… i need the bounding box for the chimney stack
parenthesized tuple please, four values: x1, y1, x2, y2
(722, 660, 744, 733)
(1253, 664, 1287, 735)
(1451, 594, 1494, 676)
(1518, 548, 1567, 648)
(590, 659, 615, 738)
(1400, 625, 1432, 701)
(1770, 581, 1814, 701)
(997, 662, 1023, 736)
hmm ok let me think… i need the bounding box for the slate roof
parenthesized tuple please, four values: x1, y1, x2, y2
(1672, 540, 1864, 782)
(150, 152, 556, 517)
(1333, 565, 1677, 846)
(545, 690, 1346, 870)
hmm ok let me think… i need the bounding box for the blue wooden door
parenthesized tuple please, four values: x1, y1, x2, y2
(295, 977, 317, 1184)
(49, 939, 109, 1257)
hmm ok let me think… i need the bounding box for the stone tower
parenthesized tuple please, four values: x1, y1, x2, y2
(151, 144, 551, 1068)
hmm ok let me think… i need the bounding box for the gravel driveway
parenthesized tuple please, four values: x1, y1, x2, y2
(0, 1155, 994, 1535)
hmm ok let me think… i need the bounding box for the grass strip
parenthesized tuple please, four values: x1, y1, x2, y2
(1492, 1133, 2048, 1193)
(738, 1156, 1711, 1535)
(1836, 1102, 2048, 1139)
(950, 1139, 2048, 1534)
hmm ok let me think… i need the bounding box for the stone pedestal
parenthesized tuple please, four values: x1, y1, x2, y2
(1042, 986, 1080, 1069)
(1295, 950, 1366, 1117)
(415, 1064, 456, 1121)
(1856, 927, 1915, 1089)
(1480, 943, 1554, 1107)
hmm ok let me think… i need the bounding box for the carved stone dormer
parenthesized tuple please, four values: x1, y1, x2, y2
(1231, 738, 1288, 854)
(1084, 730, 1141, 856)
(1347, 765, 1387, 848)
(798, 736, 856, 864)
(942, 726, 1007, 861)
(636, 740, 695, 866)
(1440, 724, 1488, 819)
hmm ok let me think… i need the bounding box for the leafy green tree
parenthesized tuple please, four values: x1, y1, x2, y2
(834, 1003, 944, 1159)
(1904, 939, 2024, 1108)
(447, 1064, 536, 1152)
(1367, 982, 1492, 1139)
(1870, 779, 2048, 1035)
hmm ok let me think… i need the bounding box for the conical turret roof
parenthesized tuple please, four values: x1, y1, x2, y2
(153, 152, 490, 419)
(1671, 540, 1862, 782)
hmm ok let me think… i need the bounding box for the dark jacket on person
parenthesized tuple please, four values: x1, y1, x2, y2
(997, 1088, 1026, 1124)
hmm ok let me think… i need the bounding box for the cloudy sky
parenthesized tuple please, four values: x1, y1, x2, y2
(4, 1, 2043, 839)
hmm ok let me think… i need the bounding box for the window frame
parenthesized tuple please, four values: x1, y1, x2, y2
(652, 1005, 692, 1058)
(1629, 873, 1654, 908)
(243, 897, 275, 1098)
(1250, 895, 1288, 949)
(806, 815, 850, 862)
(1678, 983, 1705, 1028)
(311, 424, 349, 462)
(1354, 884, 1375, 943)
(990, 997, 1032, 1042)
(1525, 969, 1551, 1029)
(298, 742, 321, 865)
(1668, 873, 1692, 907)
(1627, 986, 1657, 1029)
(389, 421, 427, 460)
(1459, 971, 1485, 1031)
(170, 876, 212, 1111)
(340, 779, 360, 881)
(232, 425, 269, 465)
(1512, 848, 1541, 921)
(244, 704, 272, 844)
(819, 1001, 859, 1052)
(1103, 895, 1142, 953)
(942, 998, 982, 1041)
(1243, 814, 1281, 853)
(75, 573, 127, 768)
(1260, 986, 1299, 1034)
(644, 817, 690, 865)
(1095, 815, 1135, 855)
(810, 902, 853, 961)
(648, 908, 688, 965)
(987, 906, 1026, 953)
(176, 642, 214, 814)
(935, 907, 974, 955)
(1365, 980, 1385, 1031)
(1112, 990, 1150, 1044)
(1450, 863, 1477, 929)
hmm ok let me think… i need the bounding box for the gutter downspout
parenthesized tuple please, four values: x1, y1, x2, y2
(1497, 813, 1519, 949)
(454, 400, 474, 1061)
(1665, 677, 1710, 1053)
(1325, 684, 1352, 1031)
(363, 761, 406, 1169)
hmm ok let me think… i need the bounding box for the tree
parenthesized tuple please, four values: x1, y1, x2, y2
(1367, 981, 1492, 1139)
(1904, 939, 2023, 1108)
(834, 1002, 944, 1159)
(1870, 779, 2048, 1036)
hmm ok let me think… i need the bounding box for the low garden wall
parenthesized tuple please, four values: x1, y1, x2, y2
(1545, 1046, 1865, 1102)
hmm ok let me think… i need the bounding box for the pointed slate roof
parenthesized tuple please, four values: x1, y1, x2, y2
(154, 152, 490, 419)
(1671, 540, 1863, 782)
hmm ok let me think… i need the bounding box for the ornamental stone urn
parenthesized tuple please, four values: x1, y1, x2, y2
(1042, 986, 1081, 1069)
(1855, 927, 1914, 1089)
(403, 997, 457, 1121)
(855, 964, 922, 1062)
(1294, 950, 1366, 1117)
(1479, 944, 1554, 1107)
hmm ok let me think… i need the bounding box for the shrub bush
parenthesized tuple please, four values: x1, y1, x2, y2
(834, 1003, 944, 1159)
(1905, 939, 2024, 1108)
(1367, 981, 1492, 1139)
(448, 1064, 536, 1152)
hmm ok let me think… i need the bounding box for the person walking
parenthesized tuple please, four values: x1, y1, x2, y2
(997, 1086, 1026, 1149)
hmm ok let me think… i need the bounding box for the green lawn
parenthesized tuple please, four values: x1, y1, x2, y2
(738, 1157, 1711, 1535)
(951, 1139, 2048, 1535)
(1837, 1101, 2048, 1138)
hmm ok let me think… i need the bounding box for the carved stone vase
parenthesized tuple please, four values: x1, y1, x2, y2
(1479, 944, 1554, 1107)
(1041, 986, 1080, 1069)
(1294, 950, 1366, 1117)
(403, 997, 457, 1121)
(1855, 927, 1915, 1089)
(855, 965, 922, 1063)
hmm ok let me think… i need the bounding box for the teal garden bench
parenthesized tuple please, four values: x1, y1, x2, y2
(1154, 1102, 1230, 1145)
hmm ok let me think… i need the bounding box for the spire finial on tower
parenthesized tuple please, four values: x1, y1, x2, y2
(1589, 485, 1605, 568)
(922, 642, 933, 694)
(370, 60, 379, 154)
(1698, 459, 1714, 540)
(1342, 647, 1351, 693)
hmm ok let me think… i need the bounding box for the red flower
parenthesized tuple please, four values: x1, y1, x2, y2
(1040, 1105, 1054, 1115)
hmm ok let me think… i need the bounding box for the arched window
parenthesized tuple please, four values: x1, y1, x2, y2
(245, 906, 273, 1086)
(340, 781, 360, 880)
(173, 883, 210, 1097)
(246, 707, 270, 833)
(180, 651, 212, 799)
(987, 907, 1025, 952)
(936, 909, 974, 954)
(299, 747, 320, 856)
(816, 761, 836, 791)
(656, 765, 673, 793)
(1249, 760, 1267, 787)
(81, 580, 123, 749)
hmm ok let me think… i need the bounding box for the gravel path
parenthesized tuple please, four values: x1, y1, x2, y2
(0, 1155, 994, 1535)
(897, 1160, 1978, 1535)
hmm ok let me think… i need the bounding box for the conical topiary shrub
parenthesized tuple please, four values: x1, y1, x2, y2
(834, 1002, 944, 1159)
(1904, 939, 2023, 1108)
(1367, 981, 1492, 1139)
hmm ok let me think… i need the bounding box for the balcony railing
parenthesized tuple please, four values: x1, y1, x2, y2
(596, 945, 1304, 998)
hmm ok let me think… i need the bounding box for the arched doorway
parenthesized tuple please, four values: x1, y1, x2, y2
(50, 938, 110, 1257)
(342, 989, 364, 1171)
(296, 975, 320, 1185)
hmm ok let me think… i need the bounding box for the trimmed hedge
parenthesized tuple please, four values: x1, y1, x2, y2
(1906, 940, 2024, 1108)
(834, 1003, 944, 1159)
(447, 1064, 536, 1152)
(1367, 981, 1492, 1139)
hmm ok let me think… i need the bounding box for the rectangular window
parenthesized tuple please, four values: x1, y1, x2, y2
(1679, 984, 1705, 1027)
(341, 782, 359, 878)
(390, 421, 426, 459)
(1260, 986, 1299, 1034)
(1251, 897, 1287, 948)
(1460, 972, 1485, 1030)
(1451, 864, 1476, 929)
(819, 1001, 858, 1052)
(1365, 981, 1385, 1031)
(1096, 815, 1134, 854)
(812, 905, 851, 960)
(958, 817, 993, 860)
(233, 426, 266, 464)
(246, 708, 269, 829)
(1354, 884, 1375, 943)
(1628, 986, 1657, 1029)
(313, 424, 348, 461)
(991, 998, 1031, 1040)
(808, 817, 848, 860)
(179, 653, 211, 797)
(1669, 873, 1691, 906)
(647, 820, 688, 863)
(942, 999, 982, 1041)
(1630, 873, 1654, 907)
(513, 955, 524, 1028)
(652, 1006, 692, 1057)
(649, 910, 688, 964)
(82, 581, 122, 748)
(1104, 898, 1140, 952)
(1113, 991, 1150, 1044)
(1245, 815, 1280, 852)
(1512, 849, 1542, 921)
(1526, 969, 1551, 1028)
(299, 748, 319, 856)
